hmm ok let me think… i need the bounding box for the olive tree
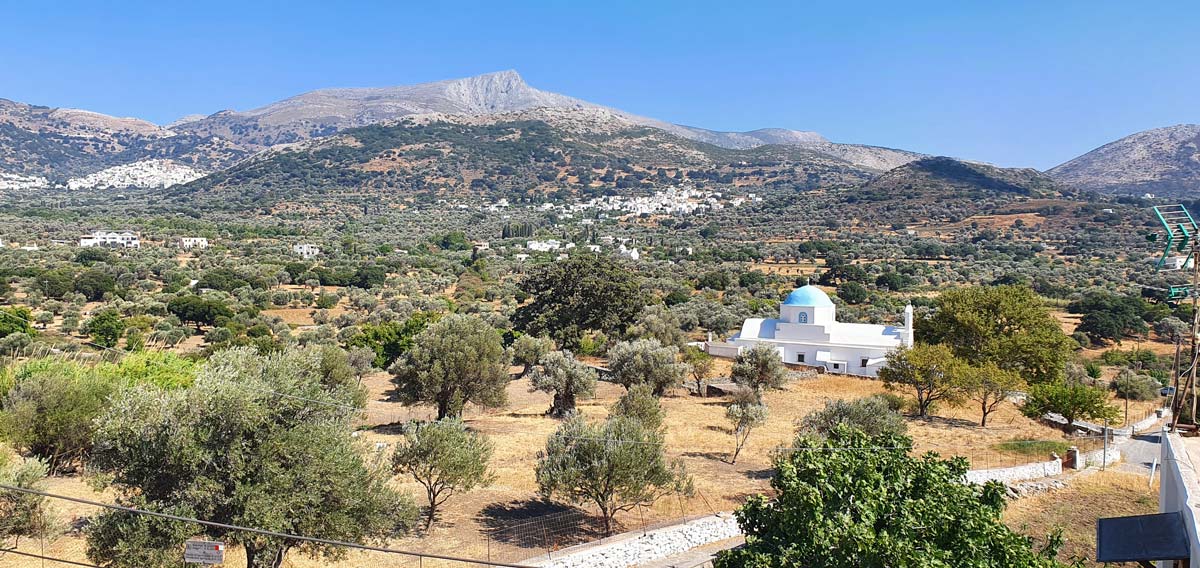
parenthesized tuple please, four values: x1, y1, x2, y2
(681, 346, 715, 397)
(730, 344, 787, 399)
(390, 314, 510, 419)
(725, 402, 768, 464)
(529, 350, 597, 417)
(536, 414, 691, 535)
(607, 339, 691, 396)
(512, 334, 555, 379)
(86, 348, 416, 568)
(392, 419, 494, 529)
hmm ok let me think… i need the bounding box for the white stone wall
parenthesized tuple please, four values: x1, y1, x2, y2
(536, 514, 741, 568)
(964, 458, 1062, 484)
(1159, 431, 1200, 568)
(1083, 447, 1122, 468)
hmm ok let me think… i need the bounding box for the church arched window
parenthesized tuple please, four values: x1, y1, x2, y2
(798, 312, 808, 324)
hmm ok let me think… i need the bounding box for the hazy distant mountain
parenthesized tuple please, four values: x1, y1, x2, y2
(0, 70, 924, 186)
(1047, 124, 1200, 196)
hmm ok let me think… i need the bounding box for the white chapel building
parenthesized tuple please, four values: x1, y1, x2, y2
(728, 285, 914, 377)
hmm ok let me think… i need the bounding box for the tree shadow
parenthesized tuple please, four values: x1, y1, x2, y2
(477, 499, 608, 550)
(912, 415, 982, 429)
(743, 467, 775, 480)
(681, 451, 730, 463)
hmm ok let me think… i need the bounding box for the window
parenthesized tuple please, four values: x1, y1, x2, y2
(796, 353, 805, 363)
(833, 363, 840, 370)
(797, 312, 808, 324)
(861, 358, 869, 368)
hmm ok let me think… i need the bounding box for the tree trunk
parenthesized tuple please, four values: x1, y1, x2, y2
(436, 399, 451, 420)
(980, 398, 989, 427)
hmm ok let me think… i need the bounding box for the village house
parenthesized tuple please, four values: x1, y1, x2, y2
(79, 230, 140, 249)
(180, 237, 210, 250)
(724, 285, 913, 377)
(292, 243, 321, 259)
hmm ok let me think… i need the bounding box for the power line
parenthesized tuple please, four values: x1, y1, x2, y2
(0, 547, 102, 568)
(0, 484, 537, 568)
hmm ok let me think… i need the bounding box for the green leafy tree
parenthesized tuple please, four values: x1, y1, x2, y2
(0, 359, 118, 472)
(515, 254, 647, 350)
(798, 395, 908, 439)
(725, 402, 768, 464)
(963, 362, 1026, 427)
(83, 308, 126, 348)
(714, 428, 1071, 568)
(392, 419, 494, 529)
(918, 285, 1073, 384)
(0, 306, 35, 339)
(74, 268, 117, 301)
(837, 281, 868, 305)
(1022, 381, 1120, 428)
(731, 344, 787, 399)
(86, 347, 414, 568)
(681, 346, 715, 396)
(390, 314, 510, 419)
(511, 334, 555, 379)
(878, 344, 966, 418)
(536, 414, 691, 535)
(167, 295, 233, 331)
(35, 269, 75, 299)
(529, 350, 597, 417)
(607, 338, 690, 396)
(348, 312, 438, 368)
(1111, 369, 1160, 401)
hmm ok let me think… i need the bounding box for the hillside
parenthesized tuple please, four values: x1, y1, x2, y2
(0, 71, 924, 187)
(0, 98, 248, 183)
(851, 156, 1065, 203)
(177, 108, 878, 202)
(1048, 124, 1200, 196)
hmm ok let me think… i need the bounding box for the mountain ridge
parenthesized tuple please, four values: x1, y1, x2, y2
(1046, 124, 1200, 196)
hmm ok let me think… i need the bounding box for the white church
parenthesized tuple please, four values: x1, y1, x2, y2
(726, 285, 914, 377)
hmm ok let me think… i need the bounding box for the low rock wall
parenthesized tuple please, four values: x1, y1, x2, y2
(536, 514, 740, 568)
(1084, 447, 1122, 468)
(964, 458, 1062, 484)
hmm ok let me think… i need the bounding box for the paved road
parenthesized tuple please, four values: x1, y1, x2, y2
(1115, 432, 1162, 475)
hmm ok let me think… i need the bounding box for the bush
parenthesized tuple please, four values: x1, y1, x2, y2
(1111, 371, 1160, 401)
(0, 359, 119, 472)
(798, 396, 908, 439)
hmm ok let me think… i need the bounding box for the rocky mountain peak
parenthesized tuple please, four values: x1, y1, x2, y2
(1046, 124, 1200, 196)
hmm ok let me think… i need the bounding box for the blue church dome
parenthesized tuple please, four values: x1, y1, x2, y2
(782, 285, 834, 307)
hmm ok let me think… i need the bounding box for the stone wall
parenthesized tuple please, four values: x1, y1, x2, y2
(1083, 447, 1122, 468)
(535, 514, 741, 568)
(964, 457, 1062, 484)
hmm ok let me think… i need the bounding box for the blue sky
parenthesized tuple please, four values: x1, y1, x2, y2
(1, 0, 1197, 169)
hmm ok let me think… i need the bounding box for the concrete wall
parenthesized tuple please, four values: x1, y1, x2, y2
(965, 458, 1062, 484)
(1159, 431, 1200, 568)
(704, 342, 742, 358)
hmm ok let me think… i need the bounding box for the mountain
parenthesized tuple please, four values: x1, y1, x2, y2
(852, 156, 1064, 203)
(176, 108, 878, 205)
(173, 70, 923, 170)
(0, 98, 248, 184)
(0, 70, 923, 187)
(1047, 124, 1200, 196)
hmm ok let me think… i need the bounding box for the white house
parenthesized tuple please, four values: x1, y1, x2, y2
(727, 285, 913, 377)
(292, 244, 321, 259)
(80, 230, 140, 249)
(180, 237, 209, 250)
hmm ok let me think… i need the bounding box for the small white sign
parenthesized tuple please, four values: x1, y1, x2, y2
(184, 540, 225, 564)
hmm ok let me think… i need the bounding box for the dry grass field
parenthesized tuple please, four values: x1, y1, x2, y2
(1004, 470, 1159, 566)
(6, 368, 1115, 568)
